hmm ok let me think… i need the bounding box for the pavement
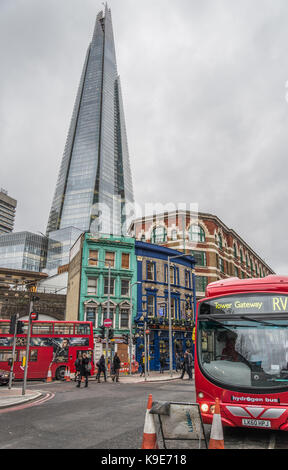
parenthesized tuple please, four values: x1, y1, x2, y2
(0, 387, 43, 409)
(0, 370, 190, 409)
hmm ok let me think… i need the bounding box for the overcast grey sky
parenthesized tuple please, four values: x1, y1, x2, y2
(1, 0, 288, 273)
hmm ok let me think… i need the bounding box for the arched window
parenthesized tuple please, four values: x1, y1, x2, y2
(152, 226, 167, 244)
(188, 225, 205, 243)
(233, 243, 237, 258)
(240, 249, 243, 264)
(217, 234, 223, 250)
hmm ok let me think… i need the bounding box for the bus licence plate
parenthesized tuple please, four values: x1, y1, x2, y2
(242, 419, 271, 428)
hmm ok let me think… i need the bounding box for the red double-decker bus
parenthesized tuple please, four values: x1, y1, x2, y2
(0, 320, 95, 381)
(195, 275, 288, 431)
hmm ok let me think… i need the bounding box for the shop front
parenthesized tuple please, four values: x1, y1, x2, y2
(135, 323, 193, 372)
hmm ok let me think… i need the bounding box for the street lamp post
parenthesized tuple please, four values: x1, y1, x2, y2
(22, 297, 35, 396)
(168, 253, 195, 377)
(88, 257, 112, 372)
(129, 281, 141, 375)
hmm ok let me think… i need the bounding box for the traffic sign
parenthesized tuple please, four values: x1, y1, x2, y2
(104, 319, 113, 328)
(30, 312, 38, 321)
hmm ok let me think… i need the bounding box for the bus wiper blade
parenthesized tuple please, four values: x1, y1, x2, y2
(240, 316, 281, 327)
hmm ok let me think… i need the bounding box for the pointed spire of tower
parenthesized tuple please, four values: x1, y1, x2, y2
(47, 7, 134, 237)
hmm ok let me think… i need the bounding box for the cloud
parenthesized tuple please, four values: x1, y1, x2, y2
(0, 0, 287, 273)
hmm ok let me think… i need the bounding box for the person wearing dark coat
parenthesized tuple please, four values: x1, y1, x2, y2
(97, 355, 107, 383)
(74, 352, 82, 382)
(159, 355, 166, 374)
(112, 353, 121, 382)
(76, 352, 90, 388)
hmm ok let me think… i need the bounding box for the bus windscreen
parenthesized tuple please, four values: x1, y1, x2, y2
(198, 294, 288, 391)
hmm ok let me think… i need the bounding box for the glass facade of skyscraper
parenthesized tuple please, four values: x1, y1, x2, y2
(46, 5, 134, 238)
(0, 232, 48, 272)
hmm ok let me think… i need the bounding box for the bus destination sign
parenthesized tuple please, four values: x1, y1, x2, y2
(200, 294, 288, 315)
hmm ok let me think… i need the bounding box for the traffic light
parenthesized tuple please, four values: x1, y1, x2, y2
(122, 334, 129, 345)
(99, 325, 105, 339)
(16, 321, 24, 334)
(9, 314, 17, 334)
(108, 328, 114, 340)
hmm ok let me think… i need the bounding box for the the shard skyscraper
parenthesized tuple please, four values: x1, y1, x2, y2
(46, 4, 134, 239)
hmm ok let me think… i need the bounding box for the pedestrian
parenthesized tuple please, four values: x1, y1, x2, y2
(76, 352, 90, 388)
(175, 353, 181, 372)
(139, 352, 145, 377)
(187, 349, 193, 380)
(180, 351, 190, 380)
(96, 355, 107, 383)
(74, 352, 82, 382)
(159, 354, 166, 374)
(112, 352, 121, 382)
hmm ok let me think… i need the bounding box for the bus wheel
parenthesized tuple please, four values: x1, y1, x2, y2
(56, 366, 66, 381)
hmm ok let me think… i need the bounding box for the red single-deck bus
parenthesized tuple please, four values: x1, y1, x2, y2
(0, 320, 95, 381)
(195, 275, 288, 431)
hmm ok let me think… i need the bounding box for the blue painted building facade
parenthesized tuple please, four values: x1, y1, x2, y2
(134, 241, 196, 371)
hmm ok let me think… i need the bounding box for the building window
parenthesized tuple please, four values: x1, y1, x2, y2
(233, 244, 237, 258)
(88, 250, 98, 266)
(121, 253, 130, 269)
(152, 226, 167, 244)
(195, 276, 208, 292)
(171, 229, 177, 241)
(234, 266, 239, 277)
(119, 308, 129, 328)
(170, 266, 175, 284)
(147, 261, 155, 281)
(240, 249, 244, 264)
(217, 233, 223, 250)
(185, 270, 191, 288)
(102, 307, 115, 325)
(147, 295, 155, 317)
(104, 277, 115, 296)
(188, 225, 205, 243)
(105, 251, 115, 268)
(219, 257, 224, 273)
(191, 251, 206, 267)
(86, 307, 96, 326)
(121, 279, 130, 297)
(171, 297, 176, 319)
(87, 278, 97, 295)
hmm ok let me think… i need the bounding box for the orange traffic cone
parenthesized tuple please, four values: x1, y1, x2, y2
(141, 394, 158, 449)
(65, 366, 71, 382)
(209, 398, 224, 449)
(46, 365, 52, 383)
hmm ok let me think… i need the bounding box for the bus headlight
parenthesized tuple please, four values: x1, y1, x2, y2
(200, 403, 209, 413)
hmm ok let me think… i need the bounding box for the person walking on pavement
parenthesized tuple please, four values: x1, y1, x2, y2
(112, 352, 121, 382)
(76, 352, 90, 388)
(187, 349, 193, 380)
(74, 352, 82, 383)
(96, 355, 107, 383)
(175, 353, 181, 372)
(159, 354, 166, 374)
(139, 352, 145, 377)
(180, 351, 191, 380)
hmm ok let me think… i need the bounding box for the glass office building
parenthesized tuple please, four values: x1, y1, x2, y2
(0, 232, 48, 272)
(46, 4, 134, 239)
(45, 226, 82, 276)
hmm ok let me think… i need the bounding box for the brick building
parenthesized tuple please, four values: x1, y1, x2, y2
(129, 210, 275, 300)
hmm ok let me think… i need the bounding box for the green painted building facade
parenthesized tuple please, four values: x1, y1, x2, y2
(66, 233, 137, 359)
